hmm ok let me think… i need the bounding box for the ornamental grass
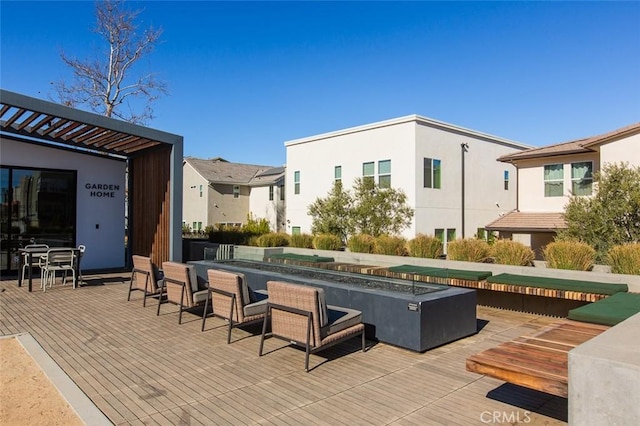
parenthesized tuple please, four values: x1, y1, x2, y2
(347, 234, 375, 253)
(373, 235, 407, 256)
(256, 232, 290, 247)
(543, 240, 595, 271)
(607, 243, 640, 275)
(491, 239, 535, 266)
(289, 233, 314, 249)
(407, 234, 443, 259)
(312, 234, 343, 251)
(446, 238, 492, 262)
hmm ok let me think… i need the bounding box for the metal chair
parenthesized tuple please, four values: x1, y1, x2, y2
(39, 248, 76, 292)
(21, 244, 48, 285)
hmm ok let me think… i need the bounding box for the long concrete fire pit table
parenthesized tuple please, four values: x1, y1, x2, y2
(191, 259, 477, 352)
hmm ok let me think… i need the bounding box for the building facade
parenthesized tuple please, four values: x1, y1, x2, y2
(284, 115, 532, 244)
(183, 157, 285, 232)
(487, 122, 640, 258)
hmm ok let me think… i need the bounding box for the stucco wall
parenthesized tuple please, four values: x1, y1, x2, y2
(182, 163, 209, 231)
(2, 138, 126, 270)
(249, 185, 285, 231)
(598, 133, 640, 167)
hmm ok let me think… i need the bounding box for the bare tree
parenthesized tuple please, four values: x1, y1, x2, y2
(52, 0, 167, 124)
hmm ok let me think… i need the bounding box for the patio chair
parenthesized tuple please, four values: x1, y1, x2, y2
(20, 243, 48, 286)
(39, 248, 76, 292)
(158, 261, 209, 324)
(128, 255, 164, 306)
(259, 280, 366, 372)
(201, 269, 268, 343)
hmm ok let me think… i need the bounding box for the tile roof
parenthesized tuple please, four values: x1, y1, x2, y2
(485, 211, 566, 232)
(499, 122, 640, 162)
(184, 157, 284, 185)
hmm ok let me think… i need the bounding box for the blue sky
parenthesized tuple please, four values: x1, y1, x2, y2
(2, 1, 639, 166)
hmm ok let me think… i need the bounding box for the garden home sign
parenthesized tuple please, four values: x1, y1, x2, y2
(85, 183, 120, 198)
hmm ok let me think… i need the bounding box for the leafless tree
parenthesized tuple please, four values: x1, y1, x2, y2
(52, 0, 167, 124)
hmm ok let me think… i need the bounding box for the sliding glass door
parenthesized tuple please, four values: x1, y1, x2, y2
(0, 166, 76, 273)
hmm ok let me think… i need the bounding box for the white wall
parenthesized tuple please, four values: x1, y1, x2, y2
(182, 162, 209, 231)
(249, 185, 284, 231)
(598, 133, 640, 167)
(2, 138, 126, 270)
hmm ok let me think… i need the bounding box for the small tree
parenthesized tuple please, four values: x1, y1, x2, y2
(560, 162, 640, 262)
(52, 0, 167, 124)
(307, 180, 354, 243)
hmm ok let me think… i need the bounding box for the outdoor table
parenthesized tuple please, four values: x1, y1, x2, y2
(18, 247, 79, 292)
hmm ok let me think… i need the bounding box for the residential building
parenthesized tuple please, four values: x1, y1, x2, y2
(284, 115, 532, 245)
(183, 157, 285, 232)
(487, 122, 640, 258)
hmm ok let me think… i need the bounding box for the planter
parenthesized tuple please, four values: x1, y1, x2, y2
(191, 259, 477, 352)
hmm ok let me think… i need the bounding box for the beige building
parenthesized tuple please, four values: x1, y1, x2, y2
(183, 157, 285, 232)
(487, 122, 640, 258)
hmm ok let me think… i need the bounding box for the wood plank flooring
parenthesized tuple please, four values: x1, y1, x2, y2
(1, 272, 568, 425)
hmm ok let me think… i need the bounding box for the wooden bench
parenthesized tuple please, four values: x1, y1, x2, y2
(465, 320, 610, 397)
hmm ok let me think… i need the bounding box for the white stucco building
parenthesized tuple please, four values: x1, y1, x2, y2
(284, 115, 532, 244)
(183, 157, 285, 232)
(487, 122, 640, 258)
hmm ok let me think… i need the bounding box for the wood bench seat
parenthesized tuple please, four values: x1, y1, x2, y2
(466, 320, 610, 397)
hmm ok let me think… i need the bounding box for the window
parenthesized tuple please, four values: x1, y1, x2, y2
(571, 162, 593, 196)
(362, 162, 375, 185)
(199, 184, 203, 197)
(294, 171, 300, 194)
(192, 222, 197, 231)
(334, 166, 342, 184)
(544, 164, 563, 197)
(447, 228, 456, 243)
(424, 158, 441, 189)
(292, 226, 301, 235)
(279, 184, 285, 201)
(269, 185, 274, 201)
(197, 222, 202, 231)
(504, 170, 509, 190)
(434, 228, 444, 242)
(233, 185, 240, 198)
(378, 160, 391, 188)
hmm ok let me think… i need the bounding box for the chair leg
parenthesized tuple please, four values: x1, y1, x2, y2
(178, 301, 184, 324)
(226, 294, 236, 344)
(361, 330, 366, 352)
(305, 314, 312, 372)
(201, 291, 210, 332)
(156, 290, 163, 316)
(258, 308, 270, 357)
(127, 271, 135, 301)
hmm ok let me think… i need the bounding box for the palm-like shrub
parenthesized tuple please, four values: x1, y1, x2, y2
(256, 232, 290, 247)
(407, 234, 443, 258)
(347, 234, 375, 253)
(491, 239, 535, 266)
(290, 233, 314, 248)
(373, 235, 407, 256)
(312, 234, 343, 251)
(446, 239, 491, 262)
(543, 240, 595, 271)
(607, 243, 640, 275)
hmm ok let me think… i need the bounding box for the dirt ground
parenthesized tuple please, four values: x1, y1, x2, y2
(0, 337, 84, 426)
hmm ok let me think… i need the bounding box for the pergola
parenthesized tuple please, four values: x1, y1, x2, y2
(0, 89, 183, 267)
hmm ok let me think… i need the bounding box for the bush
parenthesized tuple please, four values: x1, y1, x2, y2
(607, 243, 640, 275)
(447, 239, 491, 262)
(544, 240, 596, 271)
(347, 234, 375, 253)
(241, 214, 271, 235)
(256, 232, 290, 247)
(290, 233, 314, 249)
(208, 230, 249, 245)
(491, 239, 535, 266)
(373, 235, 407, 256)
(312, 234, 343, 251)
(407, 234, 443, 258)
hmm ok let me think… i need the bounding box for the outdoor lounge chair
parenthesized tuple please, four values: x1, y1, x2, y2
(128, 255, 164, 306)
(201, 269, 268, 343)
(158, 261, 208, 324)
(259, 280, 366, 372)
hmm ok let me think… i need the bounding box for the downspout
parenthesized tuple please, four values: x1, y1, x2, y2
(461, 143, 469, 238)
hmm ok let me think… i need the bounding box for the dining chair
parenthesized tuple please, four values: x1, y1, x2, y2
(21, 244, 49, 285)
(39, 248, 76, 292)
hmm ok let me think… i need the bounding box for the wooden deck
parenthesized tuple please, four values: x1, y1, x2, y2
(466, 320, 609, 398)
(1, 272, 569, 425)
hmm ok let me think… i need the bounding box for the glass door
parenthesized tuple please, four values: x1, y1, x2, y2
(0, 167, 76, 273)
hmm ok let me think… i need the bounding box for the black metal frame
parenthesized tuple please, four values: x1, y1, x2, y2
(127, 267, 153, 306)
(157, 276, 189, 324)
(258, 302, 366, 372)
(201, 287, 266, 344)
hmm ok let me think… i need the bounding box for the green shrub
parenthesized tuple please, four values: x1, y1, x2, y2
(241, 214, 271, 235)
(447, 238, 491, 262)
(290, 233, 314, 249)
(256, 232, 290, 247)
(373, 235, 407, 256)
(312, 234, 343, 251)
(407, 234, 443, 258)
(491, 239, 535, 266)
(544, 240, 596, 271)
(607, 243, 640, 275)
(246, 235, 261, 247)
(347, 234, 375, 253)
(208, 230, 248, 245)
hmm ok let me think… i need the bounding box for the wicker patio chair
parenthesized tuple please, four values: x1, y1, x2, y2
(158, 261, 208, 324)
(201, 269, 268, 343)
(259, 280, 366, 372)
(127, 255, 164, 307)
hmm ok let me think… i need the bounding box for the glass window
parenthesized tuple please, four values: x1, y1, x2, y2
(269, 185, 274, 201)
(279, 184, 285, 201)
(362, 162, 374, 185)
(504, 170, 509, 190)
(447, 228, 456, 243)
(199, 184, 203, 197)
(424, 158, 441, 189)
(334, 166, 342, 183)
(544, 164, 564, 197)
(294, 171, 300, 195)
(233, 185, 240, 198)
(434, 228, 444, 242)
(292, 226, 301, 235)
(378, 160, 391, 188)
(197, 222, 202, 231)
(571, 162, 593, 196)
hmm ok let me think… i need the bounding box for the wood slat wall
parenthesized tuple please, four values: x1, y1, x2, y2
(130, 147, 171, 267)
